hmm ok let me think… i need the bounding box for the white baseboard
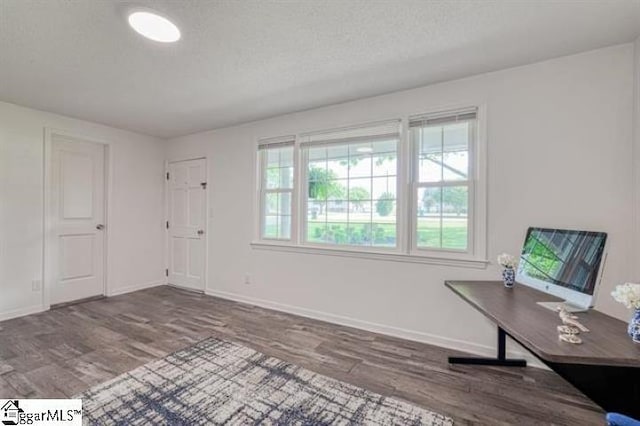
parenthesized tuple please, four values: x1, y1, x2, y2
(0, 280, 166, 321)
(0, 304, 45, 322)
(0, 280, 165, 323)
(205, 288, 546, 369)
(107, 279, 165, 297)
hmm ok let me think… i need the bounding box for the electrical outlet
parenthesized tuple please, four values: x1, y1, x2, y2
(32, 280, 42, 292)
(244, 274, 251, 285)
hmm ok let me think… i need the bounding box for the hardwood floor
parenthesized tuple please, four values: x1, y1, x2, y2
(0, 286, 603, 424)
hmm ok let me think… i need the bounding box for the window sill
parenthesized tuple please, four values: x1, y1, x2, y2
(250, 241, 489, 269)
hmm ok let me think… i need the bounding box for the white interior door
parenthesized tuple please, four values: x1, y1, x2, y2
(168, 159, 206, 291)
(50, 135, 106, 305)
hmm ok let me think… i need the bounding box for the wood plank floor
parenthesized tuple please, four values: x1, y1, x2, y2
(0, 286, 603, 424)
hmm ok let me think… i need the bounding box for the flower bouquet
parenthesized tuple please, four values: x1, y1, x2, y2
(611, 283, 640, 343)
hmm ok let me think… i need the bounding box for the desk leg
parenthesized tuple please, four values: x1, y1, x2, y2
(448, 327, 527, 367)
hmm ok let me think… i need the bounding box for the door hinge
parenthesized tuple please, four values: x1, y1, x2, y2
(165, 268, 169, 277)
(166, 172, 170, 180)
(166, 221, 169, 229)
(201, 182, 207, 189)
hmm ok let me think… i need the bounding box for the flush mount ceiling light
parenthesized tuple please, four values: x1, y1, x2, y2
(128, 10, 180, 43)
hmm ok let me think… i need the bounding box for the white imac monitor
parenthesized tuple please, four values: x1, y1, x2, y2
(516, 227, 608, 312)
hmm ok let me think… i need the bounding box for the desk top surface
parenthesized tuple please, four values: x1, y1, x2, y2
(445, 280, 640, 367)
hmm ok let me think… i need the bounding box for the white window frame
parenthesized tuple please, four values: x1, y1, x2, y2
(298, 120, 403, 253)
(408, 107, 483, 261)
(256, 136, 297, 243)
(252, 105, 488, 268)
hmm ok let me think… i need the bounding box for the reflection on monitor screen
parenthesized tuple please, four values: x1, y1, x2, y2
(518, 228, 607, 295)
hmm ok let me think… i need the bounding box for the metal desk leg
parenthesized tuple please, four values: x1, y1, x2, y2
(448, 327, 527, 367)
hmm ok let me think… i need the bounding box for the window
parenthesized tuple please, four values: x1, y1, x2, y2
(258, 137, 295, 240)
(410, 108, 477, 253)
(254, 107, 486, 266)
(300, 121, 400, 248)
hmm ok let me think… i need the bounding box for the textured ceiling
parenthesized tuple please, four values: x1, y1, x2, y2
(1, 0, 640, 138)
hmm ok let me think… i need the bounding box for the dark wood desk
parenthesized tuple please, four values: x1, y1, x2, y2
(446, 280, 640, 417)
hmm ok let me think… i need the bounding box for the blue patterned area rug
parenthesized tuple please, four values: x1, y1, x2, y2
(76, 337, 453, 425)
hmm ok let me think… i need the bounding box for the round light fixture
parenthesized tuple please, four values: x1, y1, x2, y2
(128, 10, 181, 43)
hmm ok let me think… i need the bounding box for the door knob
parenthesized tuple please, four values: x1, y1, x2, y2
(96, 224, 105, 230)
(197, 229, 204, 235)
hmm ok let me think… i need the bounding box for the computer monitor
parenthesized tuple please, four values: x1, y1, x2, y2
(516, 227, 608, 312)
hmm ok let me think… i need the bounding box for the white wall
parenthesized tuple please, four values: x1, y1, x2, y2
(0, 101, 166, 320)
(634, 35, 640, 280)
(165, 44, 635, 360)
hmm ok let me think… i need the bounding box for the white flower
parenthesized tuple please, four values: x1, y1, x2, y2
(611, 283, 640, 310)
(497, 253, 517, 269)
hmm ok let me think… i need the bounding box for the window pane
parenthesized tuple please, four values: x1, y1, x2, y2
(327, 158, 348, 179)
(417, 123, 471, 183)
(326, 222, 349, 245)
(266, 149, 281, 167)
(443, 122, 468, 152)
(326, 145, 349, 178)
(348, 200, 370, 216)
(307, 198, 326, 243)
(326, 144, 349, 161)
(279, 192, 292, 216)
(326, 200, 347, 222)
(308, 146, 327, 162)
(308, 153, 348, 200)
(442, 216, 467, 250)
(303, 127, 399, 248)
(347, 223, 373, 246)
(279, 215, 291, 239)
(416, 186, 468, 250)
(418, 127, 442, 183)
(442, 122, 469, 181)
(263, 216, 278, 239)
(442, 186, 468, 250)
(417, 187, 441, 249)
(264, 193, 279, 215)
(372, 176, 396, 200)
(419, 152, 442, 183)
(266, 146, 294, 168)
(442, 186, 467, 217)
(261, 191, 292, 239)
(442, 151, 468, 181)
(371, 139, 398, 155)
(266, 167, 280, 189)
(308, 159, 326, 173)
(421, 126, 442, 152)
(349, 177, 371, 197)
(260, 144, 294, 241)
(373, 223, 396, 247)
(307, 220, 326, 243)
(373, 196, 395, 220)
(279, 166, 294, 189)
(348, 154, 372, 178)
(417, 217, 441, 248)
(372, 154, 397, 177)
(266, 166, 293, 189)
(307, 199, 324, 218)
(308, 170, 328, 201)
(280, 147, 293, 167)
(413, 113, 474, 254)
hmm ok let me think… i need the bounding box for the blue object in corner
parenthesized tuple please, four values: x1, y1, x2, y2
(607, 413, 640, 426)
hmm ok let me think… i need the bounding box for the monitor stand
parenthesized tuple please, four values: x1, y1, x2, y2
(537, 301, 588, 313)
